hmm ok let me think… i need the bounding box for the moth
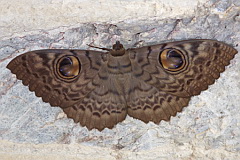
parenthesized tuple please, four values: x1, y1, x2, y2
(7, 39, 237, 131)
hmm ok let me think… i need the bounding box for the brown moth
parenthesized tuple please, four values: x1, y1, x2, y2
(7, 39, 237, 131)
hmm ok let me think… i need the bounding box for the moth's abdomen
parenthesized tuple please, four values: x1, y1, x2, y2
(106, 52, 132, 74)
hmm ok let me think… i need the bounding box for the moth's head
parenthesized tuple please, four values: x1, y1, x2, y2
(110, 41, 126, 56)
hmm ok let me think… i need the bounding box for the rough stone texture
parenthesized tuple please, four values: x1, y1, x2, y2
(0, 0, 239, 159)
(0, 0, 209, 39)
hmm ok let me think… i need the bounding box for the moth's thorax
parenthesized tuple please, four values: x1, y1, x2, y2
(109, 48, 126, 56)
(109, 41, 126, 56)
(107, 51, 132, 74)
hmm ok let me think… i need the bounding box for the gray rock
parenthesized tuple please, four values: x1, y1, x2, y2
(0, 1, 239, 159)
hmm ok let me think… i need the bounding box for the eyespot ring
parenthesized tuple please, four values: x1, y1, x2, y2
(159, 48, 186, 72)
(56, 55, 80, 80)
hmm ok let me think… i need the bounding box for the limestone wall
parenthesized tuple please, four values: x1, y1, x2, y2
(0, 0, 239, 159)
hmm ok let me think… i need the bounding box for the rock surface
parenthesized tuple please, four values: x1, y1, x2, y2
(0, 0, 239, 159)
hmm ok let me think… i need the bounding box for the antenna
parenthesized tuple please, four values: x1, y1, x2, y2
(87, 44, 112, 51)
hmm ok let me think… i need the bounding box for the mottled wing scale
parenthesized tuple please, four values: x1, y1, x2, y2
(126, 40, 237, 123)
(129, 40, 237, 96)
(7, 49, 103, 107)
(7, 49, 128, 130)
(126, 75, 190, 124)
(63, 64, 128, 130)
(7, 39, 237, 131)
